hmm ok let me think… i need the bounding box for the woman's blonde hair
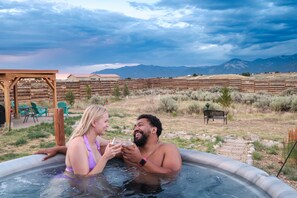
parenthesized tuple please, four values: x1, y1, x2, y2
(68, 105, 107, 142)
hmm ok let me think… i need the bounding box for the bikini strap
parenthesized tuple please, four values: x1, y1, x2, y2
(83, 135, 92, 152)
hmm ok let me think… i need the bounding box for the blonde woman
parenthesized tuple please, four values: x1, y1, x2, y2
(65, 105, 121, 176)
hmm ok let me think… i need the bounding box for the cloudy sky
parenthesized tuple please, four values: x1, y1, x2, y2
(0, 0, 296, 74)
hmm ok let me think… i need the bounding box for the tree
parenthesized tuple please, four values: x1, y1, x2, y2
(123, 83, 130, 97)
(217, 87, 232, 108)
(85, 85, 92, 100)
(65, 90, 75, 106)
(113, 84, 121, 99)
(241, 72, 251, 76)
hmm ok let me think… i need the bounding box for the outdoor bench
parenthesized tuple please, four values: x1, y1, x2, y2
(203, 110, 228, 124)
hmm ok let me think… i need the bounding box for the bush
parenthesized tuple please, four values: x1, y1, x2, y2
(231, 92, 243, 103)
(85, 85, 92, 100)
(72, 99, 89, 110)
(14, 138, 28, 146)
(172, 94, 190, 101)
(283, 128, 297, 165)
(187, 103, 201, 114)
(253, 96, 272, 111)
(280, 88, 297, 96)
(65, 90, 75, 106)
(89, 94, 105, 105)
(113, 84, 121, 99)
(123, 83, 130, 97)
(290, 97, 297, 112)
(252, 151, 262, 160)
(217, 87, 232, 108)
(241, 72, 251, 76)
(241, 93, 257, 104)
(159, 97, 178, 113)
(270, 96, 291, 111)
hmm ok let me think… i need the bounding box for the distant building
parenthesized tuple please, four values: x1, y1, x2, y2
(64, 74, 120, 81)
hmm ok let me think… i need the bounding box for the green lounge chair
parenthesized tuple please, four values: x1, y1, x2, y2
(58, 101, 70, 117)
(18, 104, 30, 117)
(31, 102, 48, 117)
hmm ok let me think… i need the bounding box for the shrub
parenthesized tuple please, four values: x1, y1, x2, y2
(65, 90, 75, 106)
(159, 97, 178, 113)
(208, 87, 222, 93)
(270, 96, 291, 111)
(252, 151, 262, 160)
(282, 166, 297, 181)
(89, 94, 105, 105)
(123, 83, 130, 97)
(72, 99, 89, 110)
(231, 92, 243, 103)
(172, 94, 190, 101)
(241, 93, 256, 104)
(253, 96, 271, 111)
(280, 88, 297, 96)
(187, 103, 201, 114)
(283, 128, 297, 165)
(290, 97, 297, 112)
(14, 138, 28, 146)
(253, 141, 266, 151)
(241, 72, 251, 76)
(267, 145, 279, 155)
(85, 85, 92, 100)
(113, 84, 121, 99)
(217, 87, 232, 108)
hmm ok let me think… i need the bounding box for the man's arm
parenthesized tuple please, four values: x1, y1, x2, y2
(35, 146, 67, 161)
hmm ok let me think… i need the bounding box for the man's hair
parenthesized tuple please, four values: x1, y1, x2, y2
(137, 114, 163, 137)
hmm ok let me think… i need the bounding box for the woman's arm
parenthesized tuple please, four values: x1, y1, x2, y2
(68, 138, 122, 176)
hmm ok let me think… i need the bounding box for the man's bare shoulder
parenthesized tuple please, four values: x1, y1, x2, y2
(159, 142, 179, 152)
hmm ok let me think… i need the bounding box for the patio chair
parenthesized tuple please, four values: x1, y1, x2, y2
(18, 104, 30, 117)
(58, 101, 70, 117)
(31, 102, 48, 117)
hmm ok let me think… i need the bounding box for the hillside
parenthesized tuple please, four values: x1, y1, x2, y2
(95, 53, 297, 79)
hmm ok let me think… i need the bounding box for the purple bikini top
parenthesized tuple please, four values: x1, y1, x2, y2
(66, 135, 101, 173)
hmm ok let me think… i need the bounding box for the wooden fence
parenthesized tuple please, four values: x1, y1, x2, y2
(0, 78, 296, 104)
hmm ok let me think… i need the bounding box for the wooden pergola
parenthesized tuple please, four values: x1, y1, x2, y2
(0, 69, 58, 126)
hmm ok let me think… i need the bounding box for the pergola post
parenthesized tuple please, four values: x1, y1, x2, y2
(13, 83, 19, 119)
(54, 108, 65, 146)
(3, 81, 10, 127)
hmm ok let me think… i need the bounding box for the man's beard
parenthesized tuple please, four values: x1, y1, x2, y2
(133, 130, 148, 147)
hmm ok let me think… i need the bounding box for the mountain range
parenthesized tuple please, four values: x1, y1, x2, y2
(94, 53, 297, 79)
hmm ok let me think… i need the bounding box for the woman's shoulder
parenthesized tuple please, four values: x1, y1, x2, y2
(68, 136, 85, 148)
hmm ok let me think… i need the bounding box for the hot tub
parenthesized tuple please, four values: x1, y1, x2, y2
(0, 149, 296, 197)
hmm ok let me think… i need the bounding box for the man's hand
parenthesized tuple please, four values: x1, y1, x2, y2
(34, 146, 67, 161)
(122, 144, 142, 164)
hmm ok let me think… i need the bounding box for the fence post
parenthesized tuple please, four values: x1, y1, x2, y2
(54, 108, 65, 146)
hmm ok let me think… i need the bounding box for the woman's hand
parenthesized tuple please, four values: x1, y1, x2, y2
(102, 143, 122, 161)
